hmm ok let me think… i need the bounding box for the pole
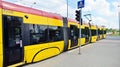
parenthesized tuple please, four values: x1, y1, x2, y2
(118, 5, 120, 35)
(79, 9, 82, 54)
(67, 0, 68, 17)
(118, 11, 120, 35)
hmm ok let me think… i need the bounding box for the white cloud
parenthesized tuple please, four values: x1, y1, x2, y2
(82, 0, 119, 29)
(83, 0, 113, 17)
(3, 0, 120, 29)
(4, 0, 76, 18)
(92, 17, 108, 26)
(13, 0, 68, 17)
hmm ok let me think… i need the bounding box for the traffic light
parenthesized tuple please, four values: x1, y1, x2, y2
(75, 10, 80, 22)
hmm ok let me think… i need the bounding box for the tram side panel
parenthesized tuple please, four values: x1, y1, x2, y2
(1, 1, 64, 66)
(23, 13, 64, 63)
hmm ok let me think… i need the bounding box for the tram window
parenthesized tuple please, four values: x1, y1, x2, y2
(70, 25, 79, 39)
(3, 15, 22, 47)
(91, 30, 97, 36)
(29, 24, 48, 44)
(100, 30, 102, 34)
(98, 29, 100, 35)
(81, 29, 85, 38)
(104, 30, 106, 34)
(49, 26, 63, 42)
(38, 25, 48, 43)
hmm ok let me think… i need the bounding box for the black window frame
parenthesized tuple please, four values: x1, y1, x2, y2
(48, 26, 64, 42)
(29, 24, 49, 45)
(91, 29, 97, 36)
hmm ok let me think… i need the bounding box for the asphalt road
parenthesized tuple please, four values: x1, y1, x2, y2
(24, 36, 120, 67)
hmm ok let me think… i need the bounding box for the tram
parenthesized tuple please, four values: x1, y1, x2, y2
(0, 1, 107, 67)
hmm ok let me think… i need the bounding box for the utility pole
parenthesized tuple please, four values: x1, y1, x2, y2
(79, 9, 82, 54)
(76, 0, 85, 54)
(67, 0, 68, 17)
(118, 5, 120, 35)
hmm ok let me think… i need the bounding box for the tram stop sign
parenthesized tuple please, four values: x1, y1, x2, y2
(78, 0, 85, 9)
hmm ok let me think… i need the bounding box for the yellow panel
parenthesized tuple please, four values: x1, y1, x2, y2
(68, 21, 79, 27)
(81, 25, 85, 29)
(91, 36, 97, 43)
(33, 48, 60, 62)
(24, 43, 49, 63)
(104, 34, 106, 39)
(24, 14, 48, 25)
(24, 41, 64, 63)
(100, 35, 102, 39)
(79, 38, 85, 46)
(48, 18, 63, 26)
(91, 25, 97, 30)
(2, 9, 63, 26)
(68, 40, 71, 50)
(49, 41, 64, 52)
(0, 8, 3, 67)
(2, 9, 48, 25)
(0, 55, 2, 67)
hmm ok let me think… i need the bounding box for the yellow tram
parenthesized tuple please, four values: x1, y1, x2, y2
(0, 1, 107, 67)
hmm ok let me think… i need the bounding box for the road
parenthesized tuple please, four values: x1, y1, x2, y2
(24, 36, 120, 67)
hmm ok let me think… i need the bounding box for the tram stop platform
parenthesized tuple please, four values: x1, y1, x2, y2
(24, 36, 120, 67)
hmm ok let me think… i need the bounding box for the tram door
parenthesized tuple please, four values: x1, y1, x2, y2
(70, 25, 78, 47)
(3, 15, 23, 66)
(85, 27, 90, 43)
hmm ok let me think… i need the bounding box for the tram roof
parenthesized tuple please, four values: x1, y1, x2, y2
(0, 1, 63, 20)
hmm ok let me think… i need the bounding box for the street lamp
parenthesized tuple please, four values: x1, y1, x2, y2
(118, 5, 120, 35)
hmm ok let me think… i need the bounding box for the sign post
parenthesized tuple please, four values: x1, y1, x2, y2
(77, 0, 85, 54)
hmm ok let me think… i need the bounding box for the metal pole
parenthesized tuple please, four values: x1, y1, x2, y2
(79, 9, 82, 54)
(118, 5, 120, 35)
(118, 11, 120, 35)
(67, 0, 68, 17)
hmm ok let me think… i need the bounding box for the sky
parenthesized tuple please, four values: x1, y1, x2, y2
(2, 0, 120, 29)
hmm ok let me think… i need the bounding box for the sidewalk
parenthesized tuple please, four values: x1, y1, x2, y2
(24, 36, 120, 67)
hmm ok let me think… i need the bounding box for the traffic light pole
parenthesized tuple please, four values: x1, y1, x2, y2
(77, 0, 84, 54)
(78, 9, 82, 54)
(118, 5, 120, 35)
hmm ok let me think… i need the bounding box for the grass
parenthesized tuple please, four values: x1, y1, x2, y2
(112, 32, 120, 36)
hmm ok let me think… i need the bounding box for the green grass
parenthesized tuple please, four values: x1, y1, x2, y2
(112, 32, 120, 36)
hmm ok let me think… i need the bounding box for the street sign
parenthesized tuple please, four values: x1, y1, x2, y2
(78, 0, 85, 9)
